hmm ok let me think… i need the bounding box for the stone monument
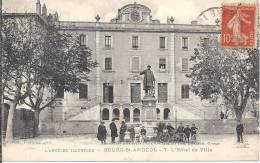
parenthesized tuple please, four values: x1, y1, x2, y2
(140, 65, 157, 123)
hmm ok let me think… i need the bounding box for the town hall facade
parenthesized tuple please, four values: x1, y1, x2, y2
(39, 2, 223, 125)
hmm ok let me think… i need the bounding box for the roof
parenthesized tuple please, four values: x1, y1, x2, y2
(58, 21, 220, 33)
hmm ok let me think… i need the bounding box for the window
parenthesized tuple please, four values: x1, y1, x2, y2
(164, 108, 170, 120)
(182, 58, 189, 72)
(123, 108, 130, 122)
(105, 57, 112, 70)
(158, 83, 168, 103)
(105, 36, 111, 48)
(182, 37, 188, 49)
(160, 37, 166, 48)
(132, 36, 139, 48)
(102, 108, 109, 120)
(131, 83, 141, 103)
(80, 34, 86, 46)
(79, 84, 88, 99)
(133, 108, 140, 122)
(181, 85, 189, 99)
(156, 108, 160, 120)
(56, 87, 64, 98)
(131, 56, 140, 71)
(202, 37, 209, 47)
(159, 58, 166, 72)
(103, 83, 113, 103)
(113, 108, 119, 120)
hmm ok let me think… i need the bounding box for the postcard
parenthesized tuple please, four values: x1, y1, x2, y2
(1, 0, 259, 161)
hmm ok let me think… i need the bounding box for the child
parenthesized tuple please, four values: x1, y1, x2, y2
(140, 126, 147, 143)
(128, 126, 135, 143)
(134, 124, 141, 143)
(190, 124, 198, 140)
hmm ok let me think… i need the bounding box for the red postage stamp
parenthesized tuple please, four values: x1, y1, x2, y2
(221, 4, 257, 48)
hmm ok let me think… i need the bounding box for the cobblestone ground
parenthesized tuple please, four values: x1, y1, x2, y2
(2, 134, 259, 161)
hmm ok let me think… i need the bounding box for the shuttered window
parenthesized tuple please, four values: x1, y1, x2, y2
(158, 83, 168, 103)
(160, 37, 166, 48)
(80, 34, 86, 46)
(159, 58, 166, 72)
(79, 84, 88, 99)
(132, 36, 139, 48)
(103, 83, 113, 103)
(131, 83, 141, 103)
(131, 56, 140, 71)
(105, 36, 111, 48)
(181, 85, 189, 99)
(182, 58, 189, 72)
(105, 57, 112, 70)
(182, 37, 188, 49)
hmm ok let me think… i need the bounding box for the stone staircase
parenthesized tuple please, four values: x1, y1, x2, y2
(175, 103, 217, 120)
(66, 96, 101, 120)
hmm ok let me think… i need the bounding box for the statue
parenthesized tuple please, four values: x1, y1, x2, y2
(140, 65, 155, 96)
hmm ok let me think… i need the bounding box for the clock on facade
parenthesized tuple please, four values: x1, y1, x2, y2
(130, 10, 141, 22)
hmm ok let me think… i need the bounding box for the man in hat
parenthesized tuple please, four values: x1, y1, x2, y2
(109, 119, 118, 143)
(97, 121, 107, 144)
(236, 120, 244, 143)
(119, 121, 127, 142)
(140, 65, 156, 96)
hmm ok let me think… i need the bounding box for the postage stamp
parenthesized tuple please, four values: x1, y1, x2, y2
(221, 4, 257, 48)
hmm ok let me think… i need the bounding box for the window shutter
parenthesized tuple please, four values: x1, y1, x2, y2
(165, 36, 168, 49)
(86, 35, 88, 46)
(200, 37, 204, 46)
(132, 57, 140, 71)
(138, 36, 141, 48)
(158, 83, 168, 103)
(105, 57, 112, 70)
(111, 36, 113, 48)
(79, 84, 88, 99)
(181, 85, 189, 99)
(182, 58, 189, 71)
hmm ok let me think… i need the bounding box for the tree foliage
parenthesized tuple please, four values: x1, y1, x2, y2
(2, 14, 97, 138)
(187, 38, 259, 121)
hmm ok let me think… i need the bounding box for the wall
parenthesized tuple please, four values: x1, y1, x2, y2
(39, 119, 258, 135)
(39, 121, 100, 135)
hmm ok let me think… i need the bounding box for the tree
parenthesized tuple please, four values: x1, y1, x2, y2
(187, 38, 259, 123)
(24, 20, 97, 137)
(2, 14, 43, 140)
(2, 14, 97, 139)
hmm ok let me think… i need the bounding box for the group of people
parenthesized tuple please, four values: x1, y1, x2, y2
(158, 122, 198, 142)
(97, 119, 147, 144)
(177, 122, 198, 141)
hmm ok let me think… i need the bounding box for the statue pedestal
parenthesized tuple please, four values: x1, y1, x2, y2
(142, 95, 157, 123)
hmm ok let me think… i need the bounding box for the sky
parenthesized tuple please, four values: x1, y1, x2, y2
(3, 0, 259, 23)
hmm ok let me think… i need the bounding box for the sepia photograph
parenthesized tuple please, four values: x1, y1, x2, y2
(1, 0, 259, 161)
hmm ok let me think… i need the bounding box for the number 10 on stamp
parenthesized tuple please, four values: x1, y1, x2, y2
(221, 4, 257, 48)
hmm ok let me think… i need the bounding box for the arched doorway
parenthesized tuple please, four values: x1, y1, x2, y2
(102, 108, 109, 120)
(133, 108, 140, 122)
(164, 108, 170, 120)
(113, 108, 120, 120)
(123, 108, 130, 122)
(156, 108, 160, 120)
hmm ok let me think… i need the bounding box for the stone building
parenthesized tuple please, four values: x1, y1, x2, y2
(39, 2, 221, 126)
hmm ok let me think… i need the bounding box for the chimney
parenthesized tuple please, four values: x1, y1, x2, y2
(42, 3, 47, 18)
(53, 11, 59, 21)
(36, 0, 41, 15)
